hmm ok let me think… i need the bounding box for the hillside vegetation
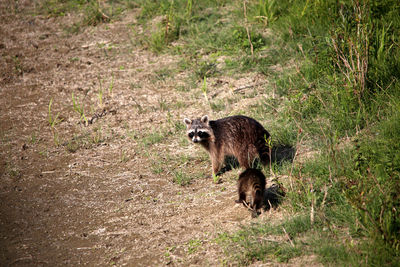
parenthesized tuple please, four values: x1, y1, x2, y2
(128, 0, 400, 264)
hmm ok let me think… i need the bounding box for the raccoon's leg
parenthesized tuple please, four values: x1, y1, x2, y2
(235, 192, 246, 204)
(257, 137, 270, 166)
(254, 190, 263, 210)
(238, 145, 257, 169)
(211, 157, 222, 177)
(237, 147, 249, 169)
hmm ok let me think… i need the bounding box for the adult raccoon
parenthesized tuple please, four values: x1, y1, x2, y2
(183, 115, 270, 176)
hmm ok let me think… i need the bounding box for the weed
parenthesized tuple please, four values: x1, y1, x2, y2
(91, 126, 103, 144)
(120, 150, 129, 163)
(126, 130, 138, 140)
(195, 61, 217, 81)
(30, 132, 38, 144)
(108, 72, 114, 97)
(81, 0, 110, 26)
(12, 55, 22, 75)
(173, 170, 191, 186)
(141, 130, 164, 147)
(256, 0, 277, 25)
(200, 76, 211, 109)
(97, 77, 104, 108)
(212, 173, 220, 184)
(187, 239, 202, 255)
(210, 100, 225, 112)
(48, 98, 62, 128)
(6, 163, 21, 179)
(158, 98, 169, 111)
(71, 92, 88, 125)
(65, 139, 80, 153)
(154, 67, 173, 81)
(151, 161, 164, 175)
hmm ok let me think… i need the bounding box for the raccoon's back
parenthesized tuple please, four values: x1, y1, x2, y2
(238, 169, 266, 192)
(210, 115, 269, 149)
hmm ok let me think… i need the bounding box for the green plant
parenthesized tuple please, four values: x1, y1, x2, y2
(82, 0, 110, 26)
(331, 0, 370, 106)
(200, 76, 211, 109)
(30, 132, 38, 144)
(120, 150, 129, 163)
(71, 92, 88, 124)
(187, 239, 202, 254)
(256, 0, 277, 25)
(48, 98, 62, 127)
(142, 130, 164, 147)
(97, 78, 104, 108)
(91, 126, 103, 144)
(48, 98, 63, 146)
(173, 170, 191, 186)
(212, 173, 220, 184)
(195, 61, 217, 80)
(108, 72, 114, 97)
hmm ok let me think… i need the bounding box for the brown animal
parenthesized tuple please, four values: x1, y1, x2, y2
(236, 168, 266, 217)
(183, 115, 270, 176)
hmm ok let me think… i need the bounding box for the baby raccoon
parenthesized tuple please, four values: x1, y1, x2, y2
(236, 168, 266, 217)
(183, 115, 270, 176)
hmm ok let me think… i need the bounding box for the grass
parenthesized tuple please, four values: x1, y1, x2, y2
(71, 92, 87, 125)
(39, 0, 126, 32)
(173, 170, 192, 186)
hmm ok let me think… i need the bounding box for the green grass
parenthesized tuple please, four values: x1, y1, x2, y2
(39, 0, 126, 33)
(210, 0, 399, 264)
(126, 0, 397, 265)
(172, 170, 192, 186)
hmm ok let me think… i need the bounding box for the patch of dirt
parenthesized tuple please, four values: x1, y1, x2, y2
(0, 1, 292, 266)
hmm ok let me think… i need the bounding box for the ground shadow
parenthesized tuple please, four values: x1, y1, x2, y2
(270, 144, 296, 165)
(263, 184, 286, 211)
(216, 156, 240, 175)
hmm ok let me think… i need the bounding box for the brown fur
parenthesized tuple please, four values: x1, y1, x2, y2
(236, 168, 266, 215)
(184, 115, 270, 176)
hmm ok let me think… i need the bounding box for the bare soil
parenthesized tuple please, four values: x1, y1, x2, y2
(0, 1, 294, 266)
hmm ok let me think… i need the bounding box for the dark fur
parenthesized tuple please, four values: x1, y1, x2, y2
(184, 115, 270, 176)
(236, 168, 266, 215)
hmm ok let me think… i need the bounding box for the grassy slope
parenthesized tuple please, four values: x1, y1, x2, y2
(40, 0, 400, 265)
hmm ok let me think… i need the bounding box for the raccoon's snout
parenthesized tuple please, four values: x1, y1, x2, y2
(188, 132, 200, 143)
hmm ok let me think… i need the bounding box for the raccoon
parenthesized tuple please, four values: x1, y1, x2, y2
(183, 115, 270, 176)
(236, 168, 266, 216)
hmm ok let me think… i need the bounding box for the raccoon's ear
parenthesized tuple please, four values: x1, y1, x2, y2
(183, 118, 192, 125)
(201, 115, 209, 124)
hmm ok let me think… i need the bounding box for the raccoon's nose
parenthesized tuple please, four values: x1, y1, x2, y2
(193, 139, 199, 143)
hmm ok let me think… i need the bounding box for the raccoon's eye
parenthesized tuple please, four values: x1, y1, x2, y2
(198, 131, 209, 138)
(188, 132, 194, 138)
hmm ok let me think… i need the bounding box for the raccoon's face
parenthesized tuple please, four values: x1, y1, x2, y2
(183, 115, 212, 144)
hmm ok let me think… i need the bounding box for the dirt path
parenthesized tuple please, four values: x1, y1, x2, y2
(0, 2, 285, 266)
